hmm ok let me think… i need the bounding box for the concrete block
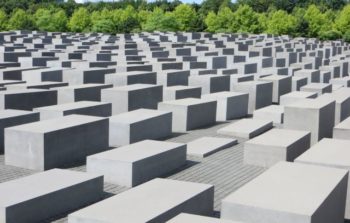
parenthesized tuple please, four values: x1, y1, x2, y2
(105, 71, 156, 86)
(202, 92, 249, 121)
(284, 98, 335, 145)
(300, 83, 332, 96)
(5, 115, 109, 170)
(221, 162, 348, 223)
(158, 98, 217, 132)
(0, 169, 103, 223)
(259, 75, 292, 103)
(295, 138, 350, 219)
(187, 137, 237, 158)
(87, 140, 186, 187)
(109, 109, 172, 146)
(68, 178, 214, 223)
(294, 69, 320, 83)
(101, 84, 163, 115)
(253, 105, 284, 125)
(189, 75, 230, 94)
(163, 85, 201, 101)
(292, 76, 308, 91)
(232, 81, 273, 114)
(244, 129, 311, 167)
(334, 117, 350, 140)
(168, 213, 240, 223)
(280, 91, 318, 106)
(217, 119, 273, 139)
(34, 101, 112, 120)
(0, 109, 39, 153)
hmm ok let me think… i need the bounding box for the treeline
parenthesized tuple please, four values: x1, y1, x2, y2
(0, 0, 350, 42)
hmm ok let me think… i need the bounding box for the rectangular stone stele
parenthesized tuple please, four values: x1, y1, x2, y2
(221, 162, 348, 223)
(279, 91, 318, 106)
(244, 129, 311, 167)
(101, 84, 163, 115)
(300, 83, 332, 96)
(158, 98, 217, 132)
(0, 109, 39, 153)
(253, 105, 284, 125)
(87, 140, 186, 187)
(34, 101, 112, 120)
(217, 118, 273, 139)
(295, 138, 350, 219)
(284, 98, 335, 145)
(202, 91, 249, 121)
(109, 109, 172, 146)
(334, 117, 350, 140)
(68, 178, 214, 223)
(5, 115, 109, 170)
(187, 137, 237, 158)
(167, 213, 240, 223)
(163, 85, 201, 101)
(0, 169, 103, 223)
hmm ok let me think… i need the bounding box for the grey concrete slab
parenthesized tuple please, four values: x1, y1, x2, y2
(300, 83, 332, 96)
(167, 213, 240, 223)
(217, 119, 273, 139)
(189, 75, 230, 94)
(5, 115, 109, 170)
(244, 129, 311, 167)
(87, 140, 186, 187)
(101, 84, 163, 115)
(0, 169, 103, 223)
(221, 161, 348, 223)
(34, 101, 112, 120)
(253, 105, 284, 125)
(187, 137, 237, 158)
(163, 85, 201, 101)
(295, 138, 350, 219)
(68, 178, 214, 223)
(109, 109, 172, 146)
(158, 98, 217, 132)
(259, 75, 292, 103)
(105, 71, 156, 86)
(202, 92, 249, 121)
(280, 91, 318, 106)
(333, 117, 350, 140)
(284, 97, 335, 145)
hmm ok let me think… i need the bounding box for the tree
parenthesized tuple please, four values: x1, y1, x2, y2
(52, 10, 68, 32)
(34, 8, 51, 31)
(173, 4, 197, 31)
(231, 5, 261, 33)
(199, 0, 233, 15)
(7, 8, 34, 30)
(143, 8, 179, 32)
(205, 7, 233, 33)
(68, 7, 91, 32)
(334, 4, 350, 34)
(0, 9, 7, 31)
(266, 10, 297, 35)
(292, 7, 308, 37)
(304, 4, 331, 37)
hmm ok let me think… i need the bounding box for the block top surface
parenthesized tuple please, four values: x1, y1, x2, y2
(254, 105, 284, 114)
(7, 114, 106, 133)
(106, 84, 161, 92)
(160, 98, 215, 106)
(168, 213, 240, 223)
(245, 128, 310, 147)
(296, 138, 350, 168)
(0, 88, 51, 95)
(202, 91, 248, 100)
(281, 91, 317, 98)
(89, 140, 185, 162)
(222, 161, 348, 215)
(35, 101, 110, 111)
(301, 83, 331, 90)
(187, 137, 236, 154)
(219, 119, 272, 133)
(334, 116, 350, 129)
(165, 85, 201, 91)
(0, 109, 37, 119)
(260, 75, 291, 81)
(68, 178, 213, 222)
(109, 109, 171, 124)
(54, 83, 111, 90)
(285, 98, 335, 109)
(0, 169, 101, 207)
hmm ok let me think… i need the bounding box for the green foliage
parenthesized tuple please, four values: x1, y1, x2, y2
(68, 7, 90, 32)
(205, 7, 233, 33)
(7, 8, 34, 30)
(143, 8, 179, 32)
(334, 5, 350, 34)
(343, 30, 350, 42)
(319, 29, 342, 40)
(304, 5, 331, 37)
(0, 9, 7, 31)
(231, 5, 261, 33)
(266, 10, 297, 35)
(173, 4, 197, 31)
